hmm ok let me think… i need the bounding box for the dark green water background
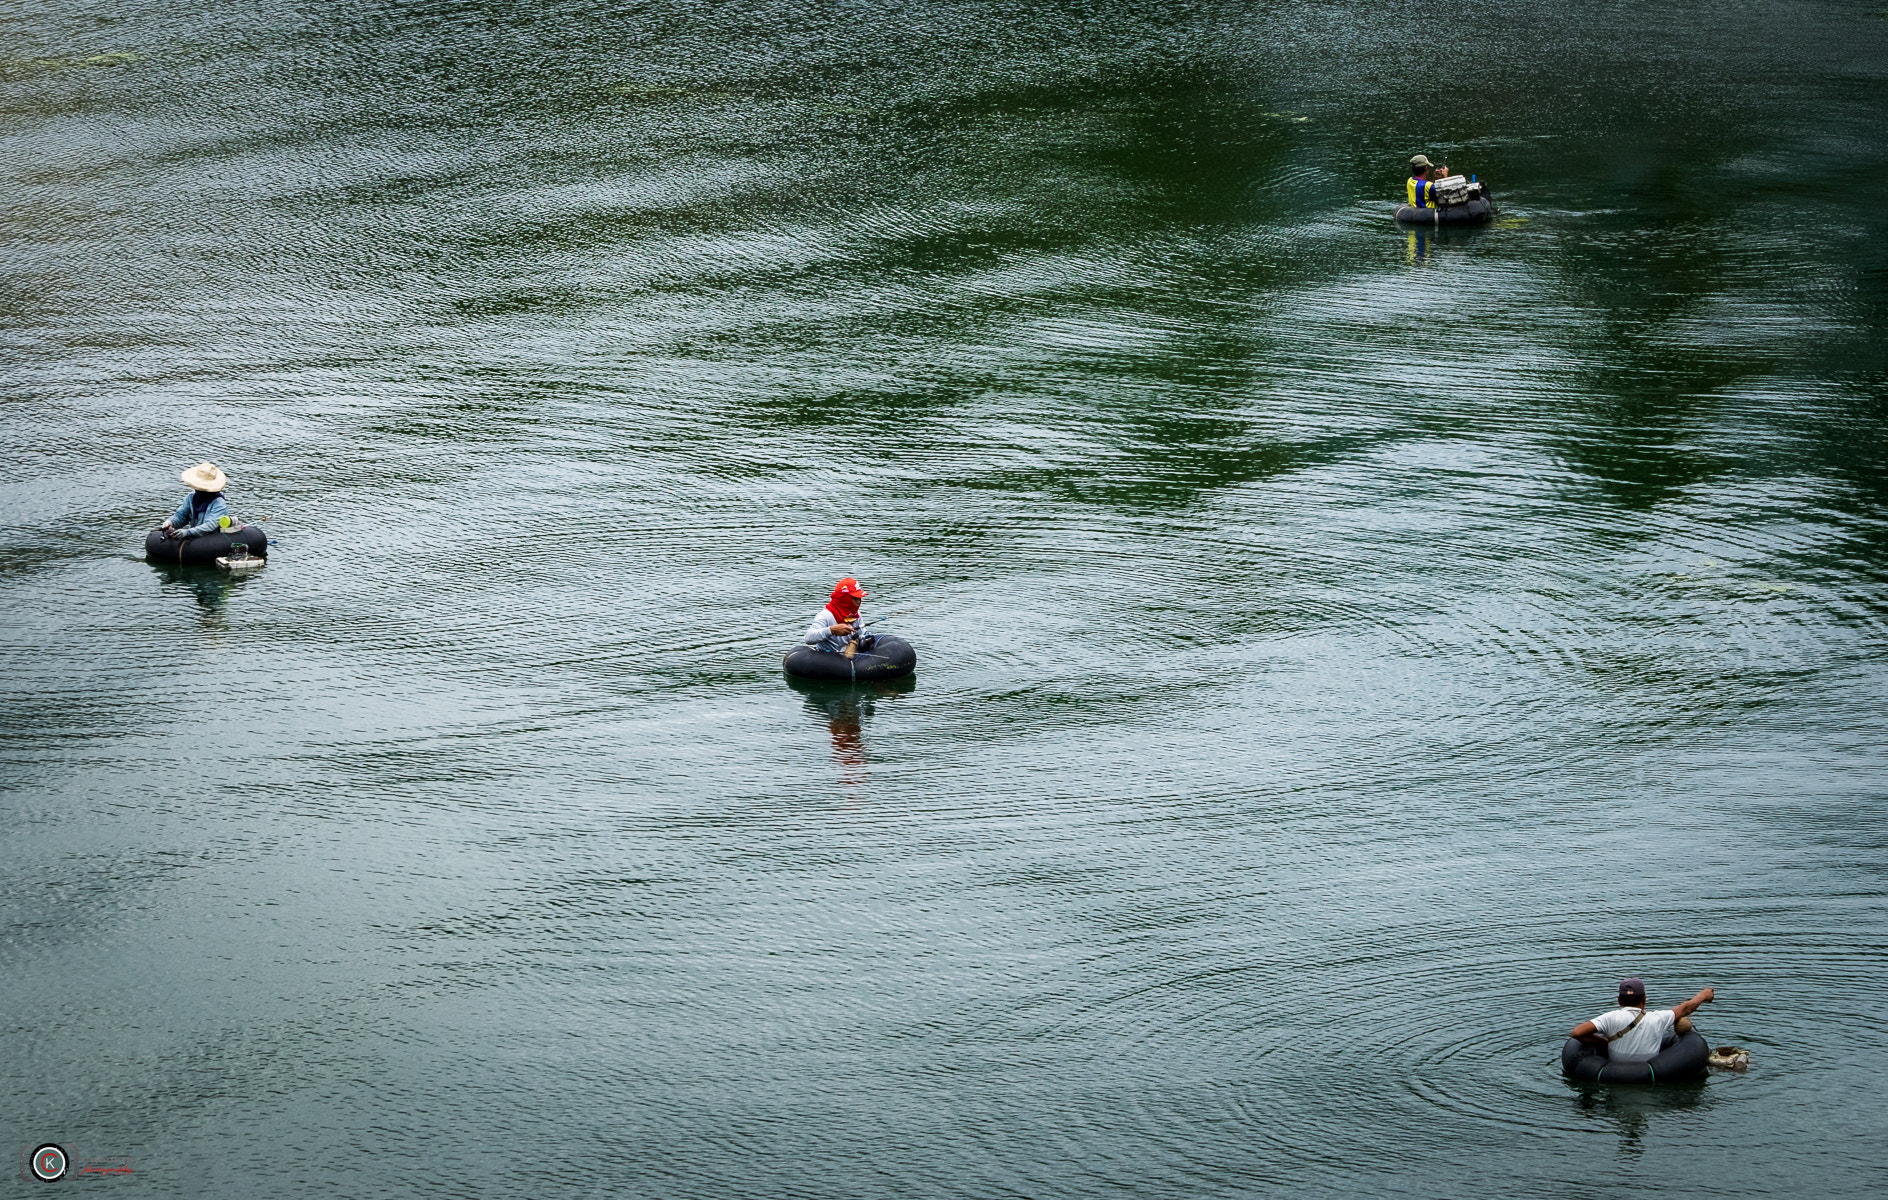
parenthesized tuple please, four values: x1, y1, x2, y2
(5, 1, 1887, 1196)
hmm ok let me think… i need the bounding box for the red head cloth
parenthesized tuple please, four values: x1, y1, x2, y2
(825, 577, 867, 623)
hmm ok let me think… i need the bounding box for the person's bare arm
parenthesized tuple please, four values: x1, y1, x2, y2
(1671, 987, 1715, 1021)
(1569, 1020, 1608, 1047)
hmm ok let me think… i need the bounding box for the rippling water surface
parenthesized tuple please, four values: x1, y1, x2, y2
(5, 1, 1887, 1195)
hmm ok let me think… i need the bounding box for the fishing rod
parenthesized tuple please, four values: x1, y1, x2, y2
(843, 605, 925, 658)
(856, 607, 924, 629)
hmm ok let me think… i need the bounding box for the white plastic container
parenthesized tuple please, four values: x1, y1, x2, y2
(217, 544, 264, 571)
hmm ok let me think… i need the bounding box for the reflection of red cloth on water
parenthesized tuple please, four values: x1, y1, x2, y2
(830, 717, 864, 767)
(825, 576, 866, 623)
(830, 713, 866, 794)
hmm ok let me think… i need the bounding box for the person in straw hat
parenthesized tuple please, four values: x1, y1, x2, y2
(158, 461, 234, 541)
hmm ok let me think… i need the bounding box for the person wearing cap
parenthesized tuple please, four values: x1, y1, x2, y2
(1569, 978, 1716, 1064)
(1407, 154, 1451, 208)
(157, 461, 233, 541)
(804, 578, 874, 657)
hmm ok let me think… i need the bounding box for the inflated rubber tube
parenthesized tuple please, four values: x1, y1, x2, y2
(782, 635, 917, 683)
(144, 526, 268, 566)
(1561, 1031, 1709, 1084)
(1394, 196, 1497, 225)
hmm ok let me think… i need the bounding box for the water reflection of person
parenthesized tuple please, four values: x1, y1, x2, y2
(155, 563, 243, 626)
(185, 570, 233, 616)
(1574, 1074, 1709, 1153)
(796, 677, 913, 794)
(826, 693, 867, 785)
(1577, 1087, 1651, 1153)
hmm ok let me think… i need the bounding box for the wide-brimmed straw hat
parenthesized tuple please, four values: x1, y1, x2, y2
(180, 461, 228, 492)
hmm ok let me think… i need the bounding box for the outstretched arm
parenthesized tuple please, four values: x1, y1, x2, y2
(1671, 987, 1715, 1021)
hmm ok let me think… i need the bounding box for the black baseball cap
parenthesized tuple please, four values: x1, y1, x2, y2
(1618, 977, 1646, 1004)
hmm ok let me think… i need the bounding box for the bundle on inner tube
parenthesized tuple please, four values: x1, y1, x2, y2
(1560, 1032, 1709, 1084)
(1395, 176, 1497, 225)
(783, 635, 917, 683)
(144, 526, 268, 566)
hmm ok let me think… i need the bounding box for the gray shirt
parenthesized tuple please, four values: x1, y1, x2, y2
(803, 609, 857, 653)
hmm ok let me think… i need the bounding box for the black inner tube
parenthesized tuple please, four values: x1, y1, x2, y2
(783, 634, 917, 683)
(143, 525, 268, 566)
(1560, 1030, 1709, 1084)
(1394, 193, 1497, 225)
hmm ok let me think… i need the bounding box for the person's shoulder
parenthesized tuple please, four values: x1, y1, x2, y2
(1590, 1007, 1631, 1033)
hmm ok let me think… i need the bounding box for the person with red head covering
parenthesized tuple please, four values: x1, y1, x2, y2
(803, 577, 872, 657)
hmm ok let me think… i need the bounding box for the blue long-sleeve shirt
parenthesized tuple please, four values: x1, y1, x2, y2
(168, 492, 231, 537)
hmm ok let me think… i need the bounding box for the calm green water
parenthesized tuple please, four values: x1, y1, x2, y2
(5, 1, 1887, 1195)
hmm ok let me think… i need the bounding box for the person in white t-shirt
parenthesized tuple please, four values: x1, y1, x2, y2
(1569, 977, 1716, 1064)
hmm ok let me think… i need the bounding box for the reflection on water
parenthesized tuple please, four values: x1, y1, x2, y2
(1402, 224, 1492, 265)
(1573, 1077, 1711, 1154)
(151, 562, 257, 624)
(789, 674, 917, 795)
